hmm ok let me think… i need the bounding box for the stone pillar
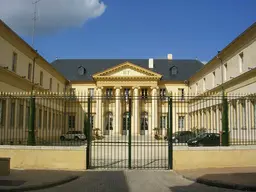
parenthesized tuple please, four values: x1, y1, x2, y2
(151, 87, 158, 134)
(133, 87, 139, 134)
(115, 87, 121, 135)
(98, 87, 103, 131)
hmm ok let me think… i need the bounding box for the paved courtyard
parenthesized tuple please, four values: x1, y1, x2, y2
(34, 170, 242, 192)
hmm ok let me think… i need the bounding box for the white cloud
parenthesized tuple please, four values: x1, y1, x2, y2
(202, 61, 208, 64)
(0, 0, 106, 35)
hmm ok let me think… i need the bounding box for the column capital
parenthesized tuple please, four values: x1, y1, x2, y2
(96, 87, 103, 91)
(150, 86, 159, 90)
(132, 86, 140, 90)
(114, 86, 122, 90)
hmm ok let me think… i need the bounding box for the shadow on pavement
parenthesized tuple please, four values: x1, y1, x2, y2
(171, 172, 256, 192)
(82, 171, 130, 192)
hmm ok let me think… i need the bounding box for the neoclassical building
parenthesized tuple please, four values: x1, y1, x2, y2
(0, 19, 256, 139)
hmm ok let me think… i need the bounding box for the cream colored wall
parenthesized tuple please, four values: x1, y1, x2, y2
(0, 146, 86, 170)
(189, 35, 256, 94)
(0, 33, 66, 92)
(174, 147, 256, 170)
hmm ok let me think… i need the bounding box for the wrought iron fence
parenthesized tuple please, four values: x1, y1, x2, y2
(0, 92, 255, 147)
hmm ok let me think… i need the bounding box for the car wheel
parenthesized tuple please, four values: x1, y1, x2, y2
(60, 136, 65, 141)
(74, 136, 79, 141)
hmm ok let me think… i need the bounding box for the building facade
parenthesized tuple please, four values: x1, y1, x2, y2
(0, 19, 256, 140)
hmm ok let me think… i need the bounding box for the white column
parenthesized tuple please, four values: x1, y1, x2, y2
(98, 88, 103, 131)
(115, 87, 121, 135)
(133, 87, 139, 134)
(95, 88, 99, 129)
(151, 87, 156, 133)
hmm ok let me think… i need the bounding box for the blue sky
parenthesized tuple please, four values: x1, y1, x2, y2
(2, 0, 256, 63)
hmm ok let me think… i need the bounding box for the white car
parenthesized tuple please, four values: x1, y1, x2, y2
(60, 131, 86, 141)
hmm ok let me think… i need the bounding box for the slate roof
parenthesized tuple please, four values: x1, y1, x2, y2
(51, 59, 204, 81)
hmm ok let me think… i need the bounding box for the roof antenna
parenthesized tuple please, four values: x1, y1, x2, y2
(32, 0, 41, 48)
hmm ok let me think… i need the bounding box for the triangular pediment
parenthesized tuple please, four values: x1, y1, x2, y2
(93, 62, 162, 80)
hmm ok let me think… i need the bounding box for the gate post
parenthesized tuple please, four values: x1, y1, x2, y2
(86, 97, 91, 169)
(128, 98, 132, 169)
(168, 96, 173, 169)
(221, 93, 229, 146)
(27, 93, 36, 146)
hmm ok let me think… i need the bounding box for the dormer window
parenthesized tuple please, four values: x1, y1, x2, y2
(170, 66, 178, 75)
(78, 66, 86, 75)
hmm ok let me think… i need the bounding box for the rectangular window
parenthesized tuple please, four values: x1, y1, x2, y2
(49, 78, 52, 91)
(124, 88, 130, 98)
(57, 83, 60, 92)
(239, 52, 244, 73)
(28, 63, 32, 80)
(160, 116, 166, 129)
(242, 101, 246, 129)
(203, 78, 206, 91)
(106, 88, 113, 97)
(38, 109, 42, 128)
(43, 110, 47, 128)
(52, 112, 55, 129)
(68, 115, 75, 129)
(10, 102, 15, 128)
(212, 71, 216, 87)
(224, 63, 227, 82)
(26, 104, 30, 129)
(195, 83, 198, 94)
(40, 71, 43, 86)
(56, 113, 59, 129)
(160, 88, 166, 99)
(12, 52, 17, 72)
(48, 111, 52, 129)
(88, 88, 94, 97)
(233, 102, 237, 129)
(0, 100, 6, 127)
(178, 116, 185, 129)
(141, 89, 148, 99)
(19, 103, 24, 128)
(178, 88, 185, 100)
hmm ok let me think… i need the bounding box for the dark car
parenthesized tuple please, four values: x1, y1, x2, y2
(170, 131, 196, 143)
(187, 133, 220, 147)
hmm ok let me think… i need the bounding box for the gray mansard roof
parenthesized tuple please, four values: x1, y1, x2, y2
(51, 59, 204, 81)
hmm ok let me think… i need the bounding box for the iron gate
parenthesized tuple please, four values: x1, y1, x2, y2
(86, 96, 173, 169)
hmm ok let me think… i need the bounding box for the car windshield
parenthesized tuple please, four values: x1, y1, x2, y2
(74, 131, 82, 134)
(196, 133, 207, 138)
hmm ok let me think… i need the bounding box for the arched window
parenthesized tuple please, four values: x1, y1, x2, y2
(170, 66, 178, 75)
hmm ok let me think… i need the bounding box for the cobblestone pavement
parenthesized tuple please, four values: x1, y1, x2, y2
(34, 170, 241, 192)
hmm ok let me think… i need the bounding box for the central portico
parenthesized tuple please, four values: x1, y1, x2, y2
(92, 61, 162, 136)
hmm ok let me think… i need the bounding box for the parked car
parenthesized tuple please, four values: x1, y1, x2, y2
(164, 131, 196, 143)
(187, 133, 220, 147)
(60, 131, 86, 141)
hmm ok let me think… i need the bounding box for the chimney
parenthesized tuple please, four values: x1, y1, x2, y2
(149, 58, 154, 69)
(167, 54, 173, 60)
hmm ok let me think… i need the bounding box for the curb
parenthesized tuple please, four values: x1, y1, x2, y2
(0, 175, 79, 192)
(181, 175, 256, 192)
